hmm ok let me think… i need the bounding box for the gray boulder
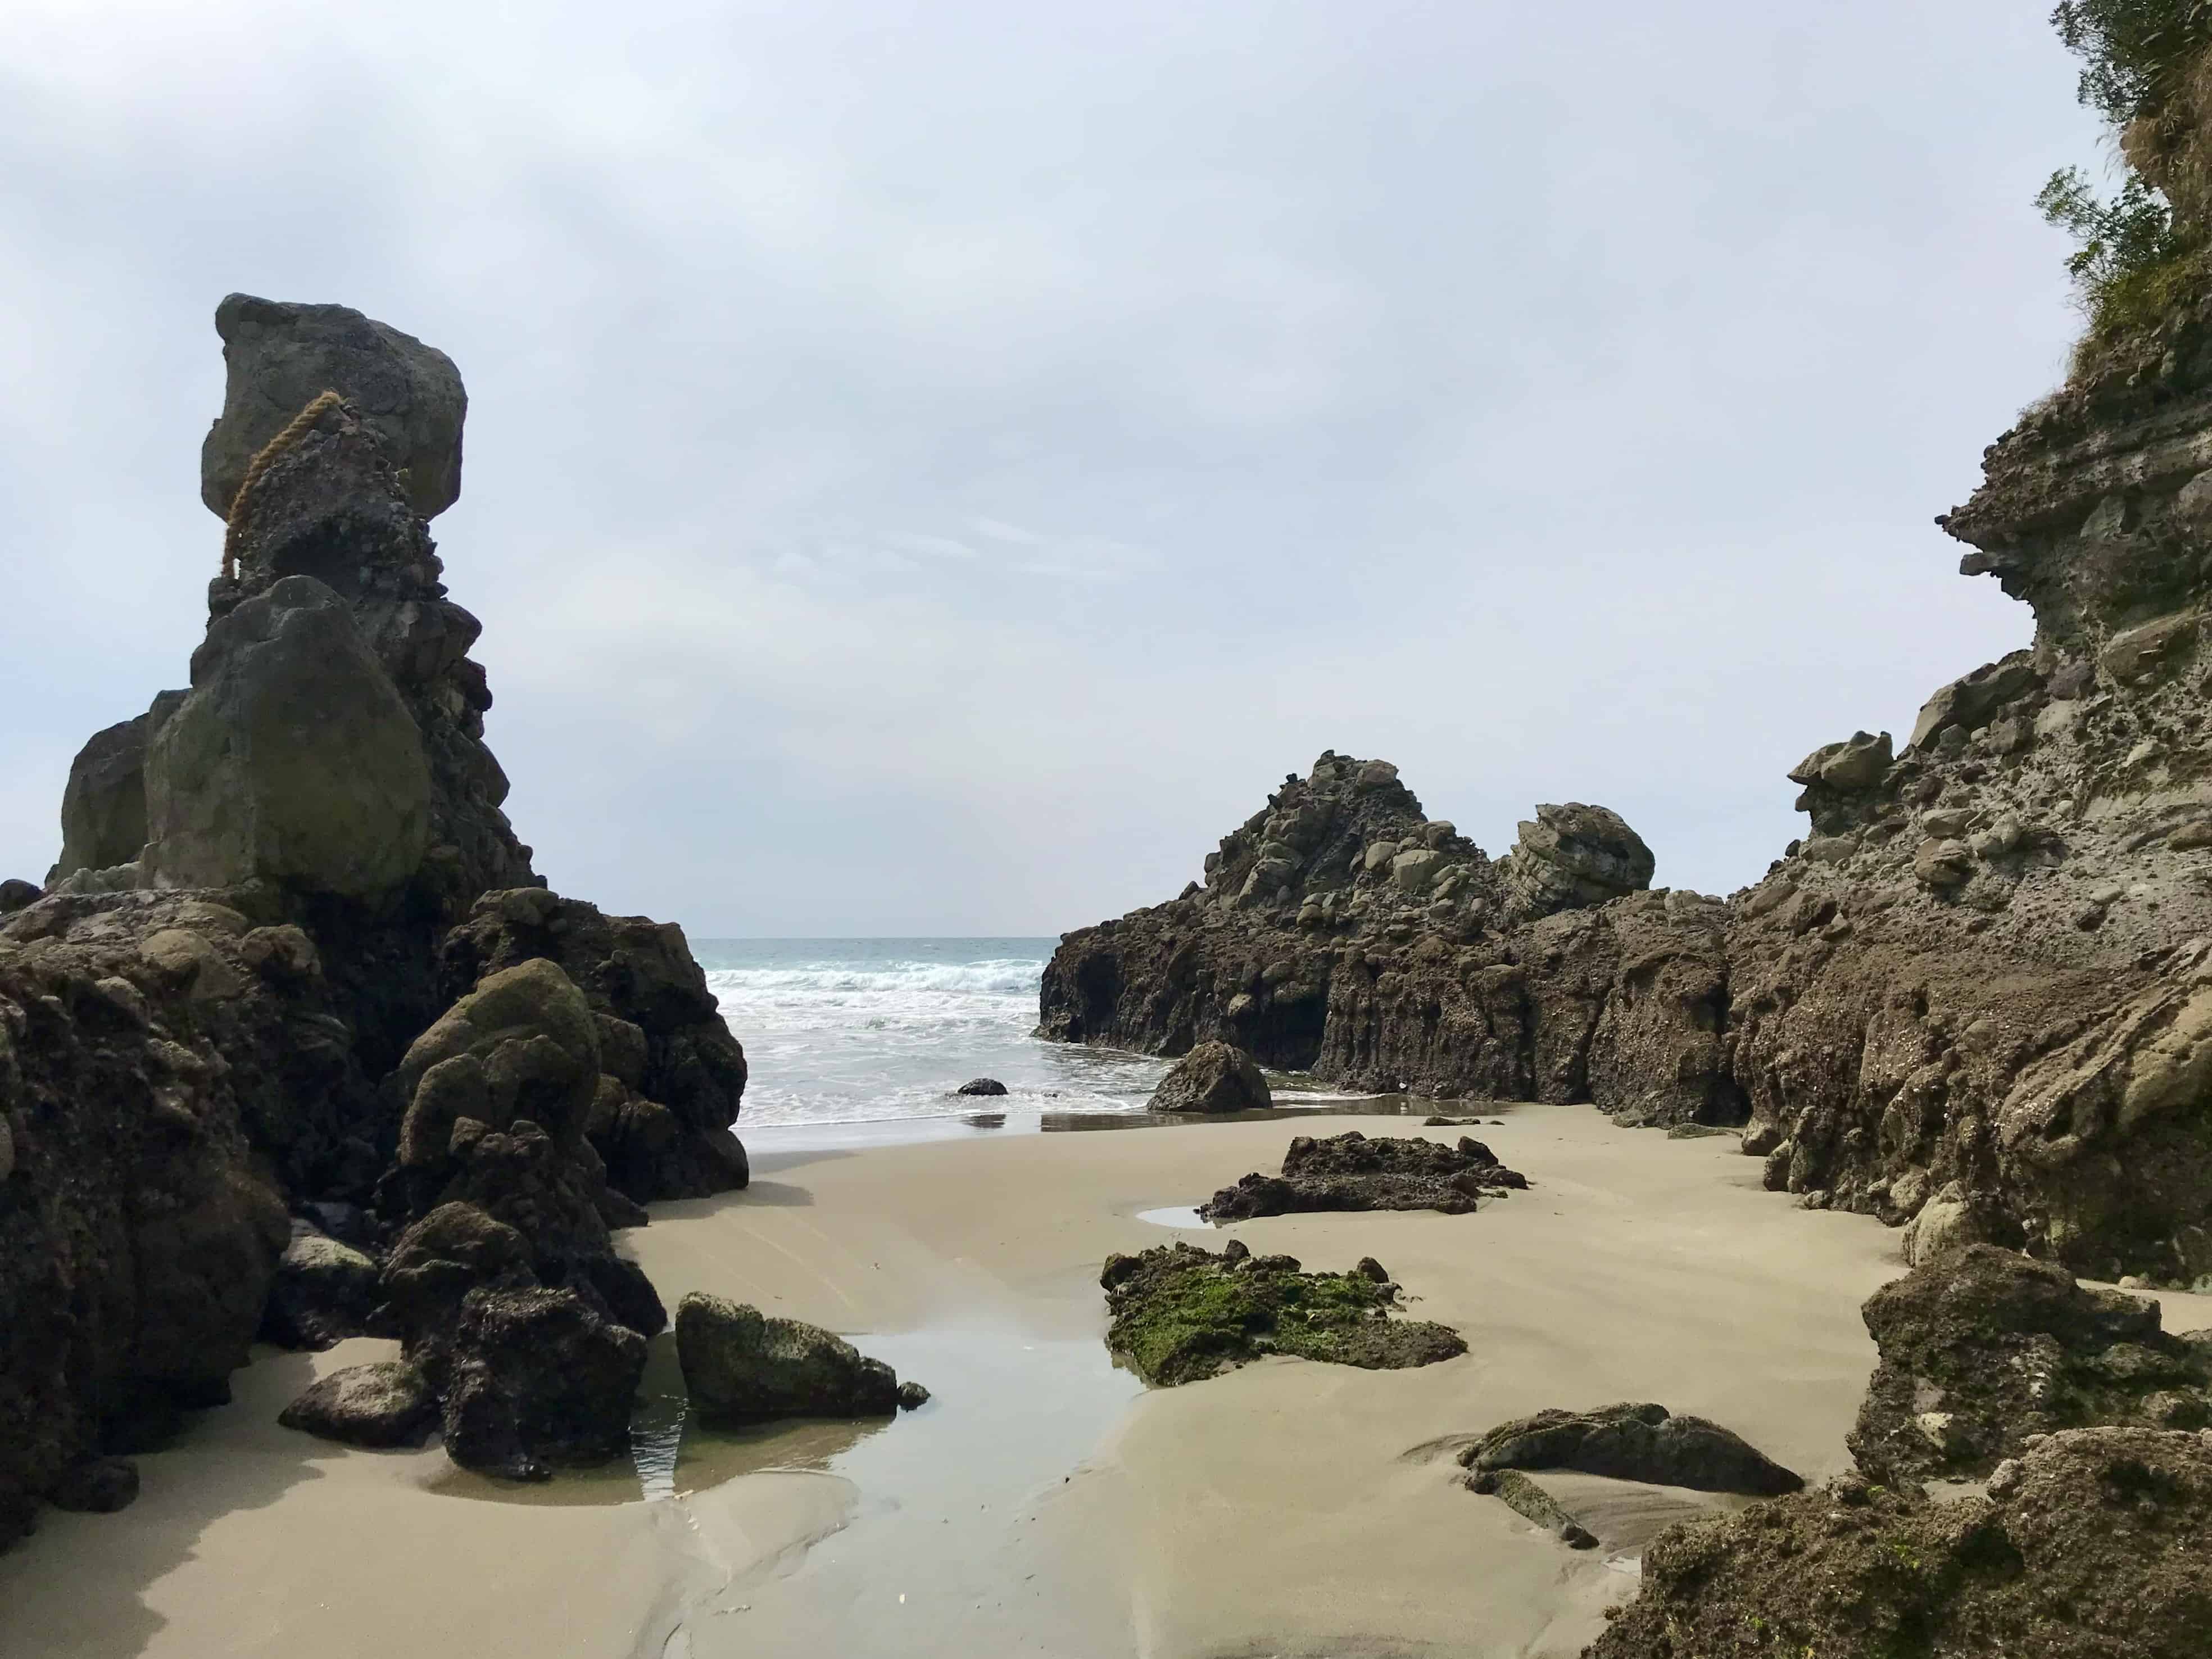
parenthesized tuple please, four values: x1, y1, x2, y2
(260, 1219, 380, 1350)
(201, 293, 465, 521)
(1499, 803, 1655, 918)
(674, 1293, 926, 1424)
(1459, 1401, 1802, 1496)
(51, 692, 185, 881)
(0, 878, 37, 915)
(1149, 1041, 1272, 1113)
(143, 575, 431, 899)
(278, 1362, 438, 1449)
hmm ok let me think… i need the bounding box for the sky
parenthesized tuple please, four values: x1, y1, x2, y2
(2, 2, 2112, 936)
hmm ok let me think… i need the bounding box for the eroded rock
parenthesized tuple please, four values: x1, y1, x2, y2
(1457, 1400, 1802, 1496)
(1199, 1130, 1527, 1221)
(1149, 1041, 1271, 1114)
(673, 1293, 923, 1425)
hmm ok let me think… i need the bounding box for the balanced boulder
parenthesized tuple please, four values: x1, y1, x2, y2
(201, 292, 466, 522)
(1498, 803, 1655, 919)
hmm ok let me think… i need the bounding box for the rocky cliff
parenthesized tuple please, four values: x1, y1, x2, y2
(0, 297, 747, 1544)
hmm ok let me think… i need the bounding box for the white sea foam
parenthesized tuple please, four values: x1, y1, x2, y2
(697, 941, 1167, 1127)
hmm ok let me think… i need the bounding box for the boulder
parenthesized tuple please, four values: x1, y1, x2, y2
(956, 1077, 1008, 1096)
(1785, 729, 1893, 792)
(1200, 1130, 1528, 1221)
(143, 576, 431, 899)
(1148, 1041, 1271, 1113)
(1499, 803, 1655, 918)
(201, 293, 465, 522)
(259, 1218, 380, 1350)
(51, 693, 184, 881)
(1848, 1244, 2212, 1482)
(1457, 1401, 1803, 1496)
(0, 879, 37, 915)
(674, 1293, 922, 1424)
(1098, 1241, 1466, 1386)
(278, 1362, 438, 1449)
(1588, 1429, 2212, 1659)
(438, 1285, 646, 1479)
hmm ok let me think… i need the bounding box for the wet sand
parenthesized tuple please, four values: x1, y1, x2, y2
(7, 1105, 2206, 1658)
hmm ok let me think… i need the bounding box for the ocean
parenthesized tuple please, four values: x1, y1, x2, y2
(693, 937, 1171, 1128)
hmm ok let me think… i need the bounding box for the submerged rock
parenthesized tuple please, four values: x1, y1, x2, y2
(1848, 1244, 2212, 1483)
(956, 1077, 1008, 1096)
(1199, 1130, 1529, 1221)
(1458, 1400, 1802, 1496)
(1587, 1429, 2212, 1659)
(674, 1293, 925, 1425)
(1098, 1240, 1466, 1386)
(1149, 1041, 1271, 1113)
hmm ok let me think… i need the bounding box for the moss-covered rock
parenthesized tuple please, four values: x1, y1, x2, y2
(1098, 1241, 1465, 1386)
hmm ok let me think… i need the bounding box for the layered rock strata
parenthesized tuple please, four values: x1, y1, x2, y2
(0, 298, 750, 1542)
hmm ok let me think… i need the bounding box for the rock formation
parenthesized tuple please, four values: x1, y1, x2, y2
(674, 1294, 929, 1424)
(1040, 752, 1736, 1125)
(1456, 1400, 1802, 1496)
(1198, 1130, 1527, 1221)
(0, 297, 750, 1543)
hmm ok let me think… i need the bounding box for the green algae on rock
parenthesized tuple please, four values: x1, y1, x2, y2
(1098, 1240, 1465, 1386)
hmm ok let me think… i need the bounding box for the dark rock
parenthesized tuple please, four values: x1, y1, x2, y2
(201, 293, 465, 522)
(143, 576, 431, 899)
(0, 879, 37, 915)
(1465, 1467, 1596, 1548)
(1097, 1240, 1466, 1386)
(955, 1077, 1008, 1096)
(1457, 1400, 1802, 1496)
(1199, 1130, 1528, 1221)
(1588, 1429, 2212, 1659)
(438, 890, 748, 1203)
(260, 1218, 380, 1349)
(674, 1293, 915, 1424)
(49, 1458, 139, 1515)
(1848, 1244, 2212, 1482)
(1149, 1041, 1271, 1114)
(896, 1381, 931, 1409)
(278, 1362, 438, 1448)
(438, 1285, 646, 1480)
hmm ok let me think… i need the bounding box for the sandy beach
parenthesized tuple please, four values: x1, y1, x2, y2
(7, 1104, 2205, 1659)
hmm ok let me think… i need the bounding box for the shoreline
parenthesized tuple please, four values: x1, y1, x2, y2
(7, 1105, 2205, 1658)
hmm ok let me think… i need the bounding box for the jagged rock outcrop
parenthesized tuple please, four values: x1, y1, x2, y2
(0, 297, 750, 1542)
(1040, 751, 1737, 1125)
(201, 292, 465, 522)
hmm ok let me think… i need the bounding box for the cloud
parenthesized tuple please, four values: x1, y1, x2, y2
(0, 1, 2104, 933)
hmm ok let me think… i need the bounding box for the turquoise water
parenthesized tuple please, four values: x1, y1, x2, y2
(692, 937, 1170, 1127)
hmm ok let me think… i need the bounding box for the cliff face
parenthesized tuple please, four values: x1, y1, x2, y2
(1040, 753, 1742, 1127)
(0, 298, 748, 1544)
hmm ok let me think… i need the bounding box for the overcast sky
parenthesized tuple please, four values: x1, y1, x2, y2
(2, 2, 2107, 936)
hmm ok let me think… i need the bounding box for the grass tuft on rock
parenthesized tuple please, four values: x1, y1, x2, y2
(1098, 1241, 1466, 1386)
